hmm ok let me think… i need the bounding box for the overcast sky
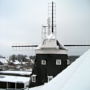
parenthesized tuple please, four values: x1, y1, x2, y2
(0, 0, 90, 56)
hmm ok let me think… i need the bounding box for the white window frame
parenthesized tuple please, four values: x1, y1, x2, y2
(67, 59, 70, 65)
(48, 76, 53, 82)
(41, 59, 46, 65)
(31, 74, 37, 83)
(56, 59, 61, 65)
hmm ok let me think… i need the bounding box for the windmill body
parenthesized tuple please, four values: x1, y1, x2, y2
(29, 2, 69, 87)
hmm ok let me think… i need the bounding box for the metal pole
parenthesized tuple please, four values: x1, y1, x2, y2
(52, 1, 54, 33)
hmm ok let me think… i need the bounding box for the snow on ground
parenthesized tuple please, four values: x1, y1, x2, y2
(29, 49, 90, 90)
(30, 86, 43, 90)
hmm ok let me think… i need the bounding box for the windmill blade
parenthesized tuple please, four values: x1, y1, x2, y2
(12, 45, 38, 48)
(12, 44, 90, 47)
(64, 45, 90, 47)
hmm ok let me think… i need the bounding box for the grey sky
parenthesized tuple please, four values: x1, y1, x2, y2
(0, 0, 90, 56)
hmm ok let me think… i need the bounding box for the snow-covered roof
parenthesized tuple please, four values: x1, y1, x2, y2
(0, 58, 8, 64)
(30, 49, 90, 90)
(36, 39, 67, 55)
(0, 75, 30, 83)
(26, 56, 30, 59)
(0, 70, 32, 76)
(13, 60, 20, 64)
(36, 33, 66, 50)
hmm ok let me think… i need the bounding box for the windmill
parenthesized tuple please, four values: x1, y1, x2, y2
(12, 1, 90, 88)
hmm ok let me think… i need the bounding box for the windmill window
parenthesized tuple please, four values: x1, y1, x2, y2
(67, 59, 70, 65)
(31, 74, 37, 83)
(41, 60, 46, 65)
(56, 59, 61, 65)
(48, 76, 53, 82)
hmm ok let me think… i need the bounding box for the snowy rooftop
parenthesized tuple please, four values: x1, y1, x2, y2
(36, 33, 66, 50)
(0, 70, 32, 76)
(0, 75, 30, 83)
(13, 60, 20, 64)
(30, 49, 90, 90)
(0, 58, 8, 64)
